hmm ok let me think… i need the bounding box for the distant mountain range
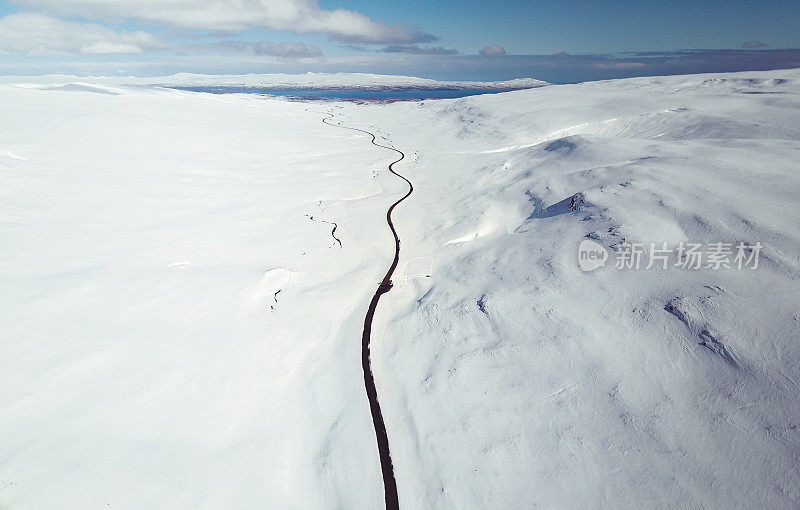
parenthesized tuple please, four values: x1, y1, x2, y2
(0, 72, 550, 90)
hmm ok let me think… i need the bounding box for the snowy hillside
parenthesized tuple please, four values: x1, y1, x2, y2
(1, 70, 799, 508)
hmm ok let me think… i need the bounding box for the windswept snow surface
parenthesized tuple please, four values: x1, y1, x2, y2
(2, 70, 800, 508)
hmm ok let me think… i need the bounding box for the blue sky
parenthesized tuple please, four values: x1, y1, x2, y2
(317, 0, 800, 54)
(0, 0, 798, 82)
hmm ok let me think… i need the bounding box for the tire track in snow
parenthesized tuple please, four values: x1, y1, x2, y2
(322, 112, 411, 510)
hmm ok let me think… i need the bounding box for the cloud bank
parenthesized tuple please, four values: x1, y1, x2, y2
(11, 0, 437, 44)
(382, 44, 458, 55)
(0, 13, 162, 55)
(479, 45, 506, 56)
(209, 41, 323, 58)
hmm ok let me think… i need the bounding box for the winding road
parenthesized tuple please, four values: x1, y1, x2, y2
(322, 113, 412, 510)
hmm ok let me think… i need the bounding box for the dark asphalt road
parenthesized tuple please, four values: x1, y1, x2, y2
(322, 113, 412, 510)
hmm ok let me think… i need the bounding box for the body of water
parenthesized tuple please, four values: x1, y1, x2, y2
(171, 86, 521, 100)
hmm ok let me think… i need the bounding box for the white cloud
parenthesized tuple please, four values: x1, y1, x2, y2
(11, 0, 436, 44)
(0, 13, 162, 55)
(479, 45, 507, 56)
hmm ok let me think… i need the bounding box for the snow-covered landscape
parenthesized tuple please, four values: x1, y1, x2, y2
(2, 69, 799, 508)
(0, 72, 550, 91)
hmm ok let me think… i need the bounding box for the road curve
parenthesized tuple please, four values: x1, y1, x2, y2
(322, 113, 411, 510)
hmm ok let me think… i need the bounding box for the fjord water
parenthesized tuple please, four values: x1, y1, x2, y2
(171, 86, 520, 99)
